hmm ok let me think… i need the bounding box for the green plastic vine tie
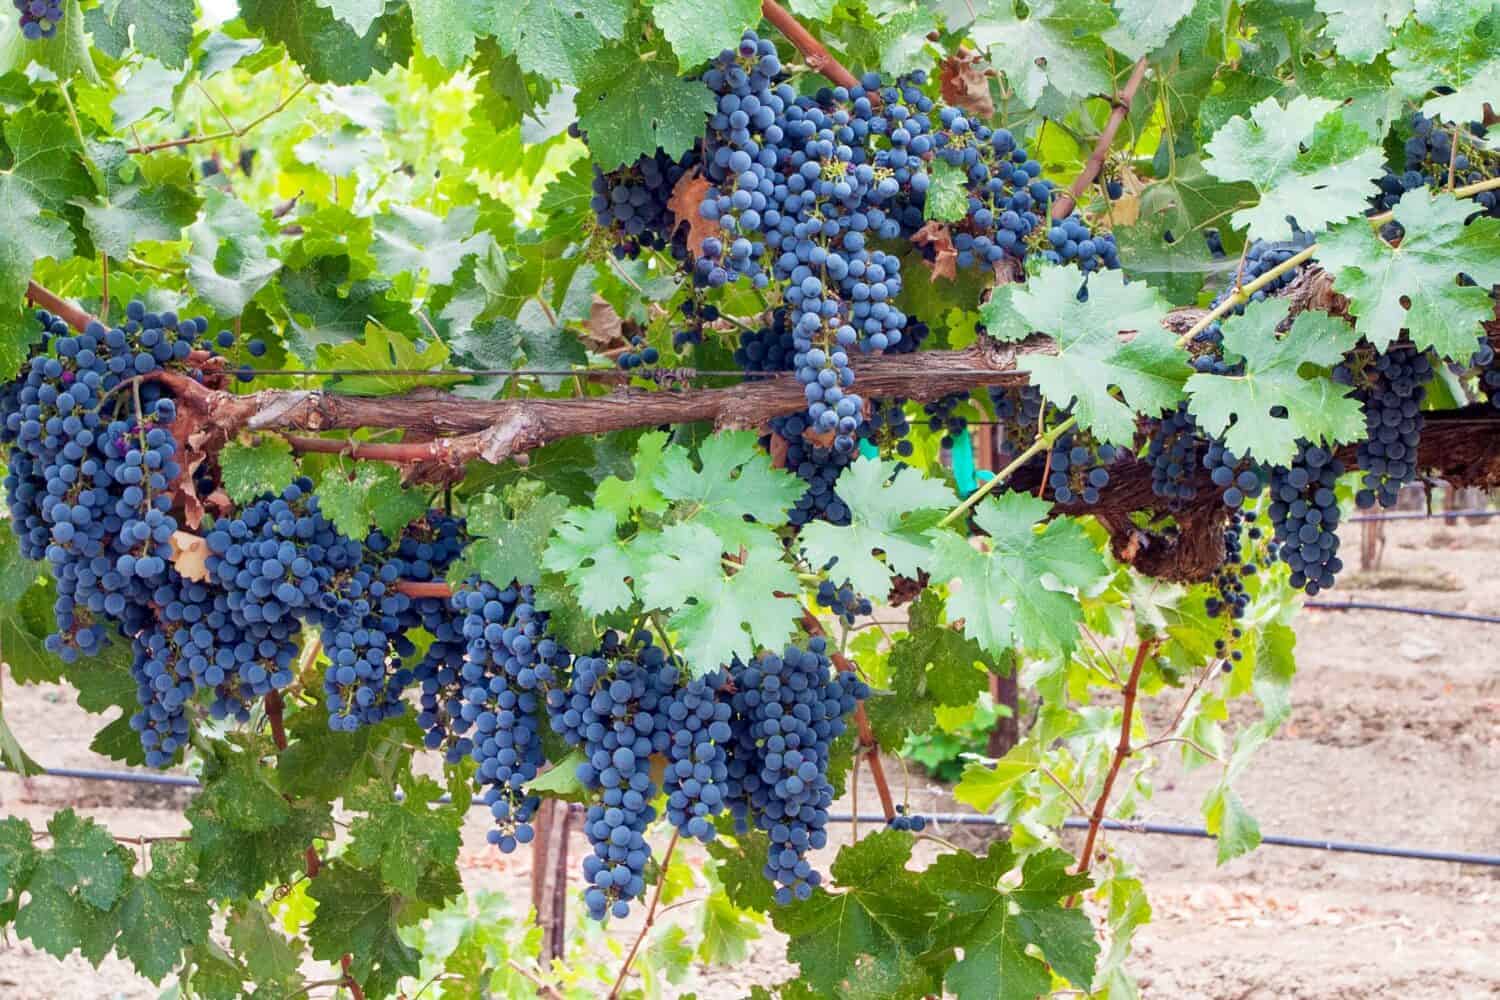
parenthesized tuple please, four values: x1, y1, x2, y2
(950, 426, 978, 496)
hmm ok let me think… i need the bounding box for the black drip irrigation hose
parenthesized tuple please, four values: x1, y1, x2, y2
(1346, 509, 1500, 523)
(826, 813, 1500, 867)
(1303, 600, 1500, 625)
(6, 764, 1497, 867)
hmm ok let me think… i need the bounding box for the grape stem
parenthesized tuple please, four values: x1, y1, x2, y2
(760, 0, 861, 92)
(123, 79, 311, 155)
(1050, 57, 1151, 221)
(1071, 637, 1156, 898)
(607, 830, 681, 1000)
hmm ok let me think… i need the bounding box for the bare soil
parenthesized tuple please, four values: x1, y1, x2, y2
(2, 516, 1497, 998)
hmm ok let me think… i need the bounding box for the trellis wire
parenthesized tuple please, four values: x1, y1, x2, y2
(6, 765, 1497, 867)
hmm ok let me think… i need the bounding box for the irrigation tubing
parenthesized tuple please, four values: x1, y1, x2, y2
(6, 764, 1497, 867)
(1303, 600, 1500, 625)
(1346, 509, 1500, 522)
(825, 813, 1500, 867)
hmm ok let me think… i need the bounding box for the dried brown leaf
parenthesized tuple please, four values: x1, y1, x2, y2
(940, 48, 994, 119)
(666, 168, 719, 256)
(912, 221, 959, 282)
(171, 531, 210, 582)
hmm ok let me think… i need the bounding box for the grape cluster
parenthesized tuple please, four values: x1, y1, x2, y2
(452, 580, 569, 853)
(814, 579, 872, 626)
(1335, 344, 1434, 508)
(589, 148, 691, 259)
(547, 629, 674, 919)
(1372, 113, 1498, 238)
(1473, 336, 1500, 410)
(887, 805, 928, 832)
(0, 304, 485, 764)
(1193, 229, 1316, 349)
(658, 667, 735, 843)
(725, 638, 868, 905)
(593, 30, 1118, 513)
(672, 299, 718, 350)
(615, 334, 659, 370)
(1267, 443, 1344, 595)
(1046, 429, 1116, 505)
(1041, 214, 1121, 272)
(923, 393, 970, 449)
(13, 0, 61, 40)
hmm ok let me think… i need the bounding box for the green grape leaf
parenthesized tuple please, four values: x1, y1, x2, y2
(1184, 301, 1364, 466)
(314, 0, 385, 34)
(1318, 188, 1500, 359)
(240, 0, 412, 85)
(111, 59, 185, 128)
(409, 0, 490, 69)
(928, 844, 1098, 998)
(4, 108, 93, 214)
(799, 458, 956, 598)
(186, 190, 282, 317)
(706, 828, 776, 913)
(1113, 158, 1256, 304)
(220, 438, 298, 506)
(929, 491, 1106, 657)
(0, 555, 62, 685)
(317, 463, 430, 541)
(373, 205, 490, 287)
(540, 506, 637, 614)
(953, 743, 1042, 813)
(924, 160, 970, 222)
(450, 489, 569, 589)
(987, 268, 1186, 446)
(488, 0, 629, 85)
(281, 256, 423, 356)
(1102, 0, 1196, 59)
(970, 0, 1115, 108)
(653, 431, 802, 548)
(1313, 0, 1413, 63)
(1203, 97, 1385, 239)
(293, 125, 385, 177)
(115, 842, 213, 982)
(306, 861, 450, 999)
(1202, 781, 1261, 863)
(1421, 58, 1500, 125)
(35, 809, 132, 911)
(637, 524, 800, 673)
(771, 830, 941, 998)
(196, 32, 265, 78)
(0, 816, 38, 901)
(528, 750, 590, 801)
(0, 176, 74, 379)
(85, 0, 196, 67)
(188, 743, 334, 900)
(79, 161, 199, 261)
(347, 780, 463, 897)
(226, 902, 305, 992)
(1391, 5, 1499, 116)
(889, 591, 991, 708)
(577, 57, 717, 169)
(653, 0, 762, 69)
(14, 826, 130, 964)
(316, 325, 470, 394)
(698, 863, 762, 965)
(595, 430, 670, 517)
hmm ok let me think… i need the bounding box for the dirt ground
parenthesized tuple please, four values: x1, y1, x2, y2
(1, 515, 1498, 999)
